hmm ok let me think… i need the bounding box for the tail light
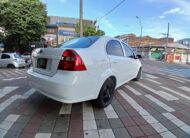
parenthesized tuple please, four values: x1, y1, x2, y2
(58, 49, 86, 71)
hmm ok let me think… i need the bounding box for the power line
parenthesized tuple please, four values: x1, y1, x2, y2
(96, 0, 126, 23)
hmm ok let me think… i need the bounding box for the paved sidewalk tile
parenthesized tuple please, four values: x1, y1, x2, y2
(113, 128, 131, 138)
(51, 132, 67, 138)
(127, 125, 145, 137)
(96, 119, 111, 129)
(139, 124, 158, 136)
(109, 118, 124, 128)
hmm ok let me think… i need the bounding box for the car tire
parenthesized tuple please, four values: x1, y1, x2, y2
(94, 78, 115, 108)
(7, 64, 15, 69)
(134, 67, 142, 81)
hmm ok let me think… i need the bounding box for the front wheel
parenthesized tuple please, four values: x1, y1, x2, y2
(93, 78, 115, 108)
(133, 67, 142, 81)
(7, 64, 15, 69)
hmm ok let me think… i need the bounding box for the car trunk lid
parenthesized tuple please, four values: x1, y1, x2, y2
(32, 48, 64, 76)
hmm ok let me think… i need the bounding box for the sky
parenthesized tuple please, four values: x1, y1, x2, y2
(41, 0, 190, 41)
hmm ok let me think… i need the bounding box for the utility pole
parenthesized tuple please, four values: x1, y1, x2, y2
(79, 0, 83, 37)
(165, 23, 170, 62)
(166, 23, 170, 47)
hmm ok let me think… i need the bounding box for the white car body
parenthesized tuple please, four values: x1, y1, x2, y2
(0, 53, 26, 68)
(27, 36, 142, 105)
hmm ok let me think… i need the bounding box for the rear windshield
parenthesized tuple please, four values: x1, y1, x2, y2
(60, 36, 100, 48)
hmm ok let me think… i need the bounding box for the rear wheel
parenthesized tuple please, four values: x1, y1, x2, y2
(94, 78, 115, 108)
(134, 67, 142, 81)
(7, 64, 15, 69)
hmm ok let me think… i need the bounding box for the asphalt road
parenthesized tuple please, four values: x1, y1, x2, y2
(0, 60, 190, 138)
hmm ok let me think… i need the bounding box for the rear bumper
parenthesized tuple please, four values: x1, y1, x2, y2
(27, 68, 98, 103)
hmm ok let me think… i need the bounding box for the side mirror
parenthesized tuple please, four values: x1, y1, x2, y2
(136, 54, 142, 59)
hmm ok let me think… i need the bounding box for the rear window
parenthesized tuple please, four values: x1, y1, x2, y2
(60, 36, 100, 48)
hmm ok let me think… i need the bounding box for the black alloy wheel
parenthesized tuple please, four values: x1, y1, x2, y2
(94, 78, 115, 107)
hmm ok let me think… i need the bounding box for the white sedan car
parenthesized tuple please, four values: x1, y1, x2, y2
(27, 36, 142, 107)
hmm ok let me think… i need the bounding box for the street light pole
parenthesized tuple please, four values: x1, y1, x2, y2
(136, 16, 143, 56)
(80, 0, 83, 37)
(136, 16, 143, 46)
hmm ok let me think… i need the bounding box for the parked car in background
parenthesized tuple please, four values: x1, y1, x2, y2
(22, 52, 32, 67)
(27, 36, 142, 107)
(0, 53, 26, 68)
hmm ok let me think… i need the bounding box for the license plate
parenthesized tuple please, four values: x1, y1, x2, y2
(37, 58, 47, 69)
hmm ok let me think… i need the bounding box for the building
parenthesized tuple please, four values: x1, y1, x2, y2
(177, 38, 190, 47)
(116, 34, 174, 46)
(132, 43, 190, 64)
(44, 16, 95, 46)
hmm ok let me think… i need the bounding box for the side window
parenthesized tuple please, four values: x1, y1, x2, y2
(106, 40, 124, 56)
(1, 54, 11, 59)
(122, 42, 134, 58)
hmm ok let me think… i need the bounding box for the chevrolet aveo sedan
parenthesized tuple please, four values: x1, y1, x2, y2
(27, 36, 142, 107)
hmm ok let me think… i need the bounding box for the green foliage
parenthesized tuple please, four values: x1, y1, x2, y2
(75, 23, 105, 36)
(0, 0, 47, 50)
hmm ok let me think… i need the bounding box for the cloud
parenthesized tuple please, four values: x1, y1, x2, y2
(163, 7, 184, 15)
(159, 7, 184, 19)
(97, 18, 119, 36)
(59, 0, 66, 3)
(159, 15, 165, 19)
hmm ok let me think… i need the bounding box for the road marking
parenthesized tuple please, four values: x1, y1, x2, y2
(163, 113, 190, 134)
(168, 75, 190, 82)
(59, 103, 72, 115)
(179, 86, 190, 93)
(0, 86, 18, 98)
(0, 114, 20, 137)
(35, 133, 51, 138)
(118, 89, 176, 138)
(136, 82, 178, 101)
(161, 69, 187, 78)
(83, 102, 97, 131)
(14, 70, 25, 75)
(124, 85, 142, 95)
(3, 76, 27, 81)
(144, 78, 162, 85)
(98, 129, 115, 138)
(0, 89, 35, 113)
(158, 91, 179, 101)
(0, 71, 10, 78)
(145, 95, 175, 112)
(160, 86, 190, 101)
(144, 73, 159, 79)
(5, 70, 18, 77)
(169, 77, 185, 83)
(104, 104, 118, 119)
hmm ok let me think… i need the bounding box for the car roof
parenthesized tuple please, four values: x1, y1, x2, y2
(1, 53, 16, 55)
(98, 36, 123, 43)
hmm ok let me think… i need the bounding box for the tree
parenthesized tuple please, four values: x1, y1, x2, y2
(75, 23, 105, 36)
(0, 0, 47, 51)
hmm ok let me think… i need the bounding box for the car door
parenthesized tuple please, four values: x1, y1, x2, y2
(121, 42, 139, 79)
(106, 40, 131, 86)
(0, 54, 11, 67)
